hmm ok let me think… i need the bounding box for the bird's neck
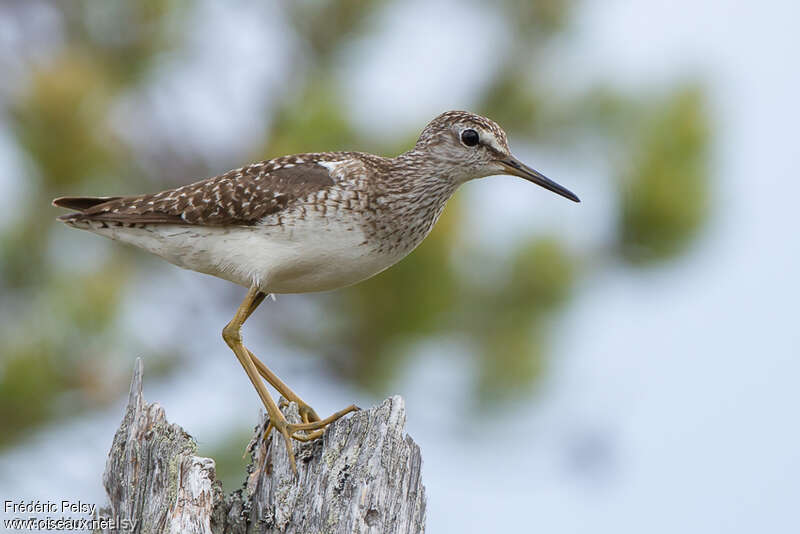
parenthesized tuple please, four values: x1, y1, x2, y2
(381, 150, 460, 201)
(390, 149, 465, 188)
(355, 150, 459, 256)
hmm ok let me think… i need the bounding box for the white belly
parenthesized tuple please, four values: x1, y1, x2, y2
(84, 219, 403, 294)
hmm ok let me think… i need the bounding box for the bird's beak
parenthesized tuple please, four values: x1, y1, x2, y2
(498, 156, 580, 203)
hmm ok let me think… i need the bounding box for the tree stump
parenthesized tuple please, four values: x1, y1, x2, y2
(97, 359, 426, 533)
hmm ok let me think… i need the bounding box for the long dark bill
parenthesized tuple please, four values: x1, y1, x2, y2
(500, 156, 580, 203)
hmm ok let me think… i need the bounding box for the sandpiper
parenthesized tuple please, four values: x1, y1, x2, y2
(53, 110, 579, 472)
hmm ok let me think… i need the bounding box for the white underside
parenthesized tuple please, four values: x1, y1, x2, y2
(79, 219, 402, 293)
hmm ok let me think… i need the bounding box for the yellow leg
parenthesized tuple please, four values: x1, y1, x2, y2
(248, 350, 319, 424)
(238, 290, 359, 425)
(223, 287, 359, 473)
(238, 291, 319, 424)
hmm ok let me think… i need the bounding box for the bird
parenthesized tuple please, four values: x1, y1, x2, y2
(53, 110, 579, 473)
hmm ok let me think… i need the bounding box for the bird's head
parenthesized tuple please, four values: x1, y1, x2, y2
(414, 110, 579, 202)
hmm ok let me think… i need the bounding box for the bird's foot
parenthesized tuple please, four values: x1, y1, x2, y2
(277, 398, 322, 425)
(263, 403, 360, 473)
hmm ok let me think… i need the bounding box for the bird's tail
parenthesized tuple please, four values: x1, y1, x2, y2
(52, 196, 121, 211)
(52, 196, 122, 224)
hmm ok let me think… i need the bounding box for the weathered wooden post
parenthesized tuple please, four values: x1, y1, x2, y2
(97, 359, 426, 533)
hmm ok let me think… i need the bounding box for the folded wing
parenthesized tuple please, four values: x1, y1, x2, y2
(52, 155, 349, 226)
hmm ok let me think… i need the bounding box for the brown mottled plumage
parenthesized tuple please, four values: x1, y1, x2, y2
(55, 153, 352, 226)
(52, 111, 579, 473)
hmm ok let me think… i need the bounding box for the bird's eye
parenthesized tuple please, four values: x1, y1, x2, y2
(460, 129, 479, 147)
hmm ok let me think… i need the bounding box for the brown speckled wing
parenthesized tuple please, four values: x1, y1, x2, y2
(70, 155, 349, 226)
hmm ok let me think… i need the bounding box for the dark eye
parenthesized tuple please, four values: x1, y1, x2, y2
(460, 129, 479, 147)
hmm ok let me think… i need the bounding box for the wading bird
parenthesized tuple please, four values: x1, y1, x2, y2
(53, 111, 579, 473)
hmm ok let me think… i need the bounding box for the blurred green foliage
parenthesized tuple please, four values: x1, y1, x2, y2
(0, 0, 183, 446)
(619, 87, 710, 262)
(0, 0, 711, 448)
(472, 238, 575, 401)
(264, 81, 360, 158)
(286, 0, 387, 62)
(12, 52, 115, 189)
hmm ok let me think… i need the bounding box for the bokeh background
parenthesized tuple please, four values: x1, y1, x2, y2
(0, 0, 797, 532)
